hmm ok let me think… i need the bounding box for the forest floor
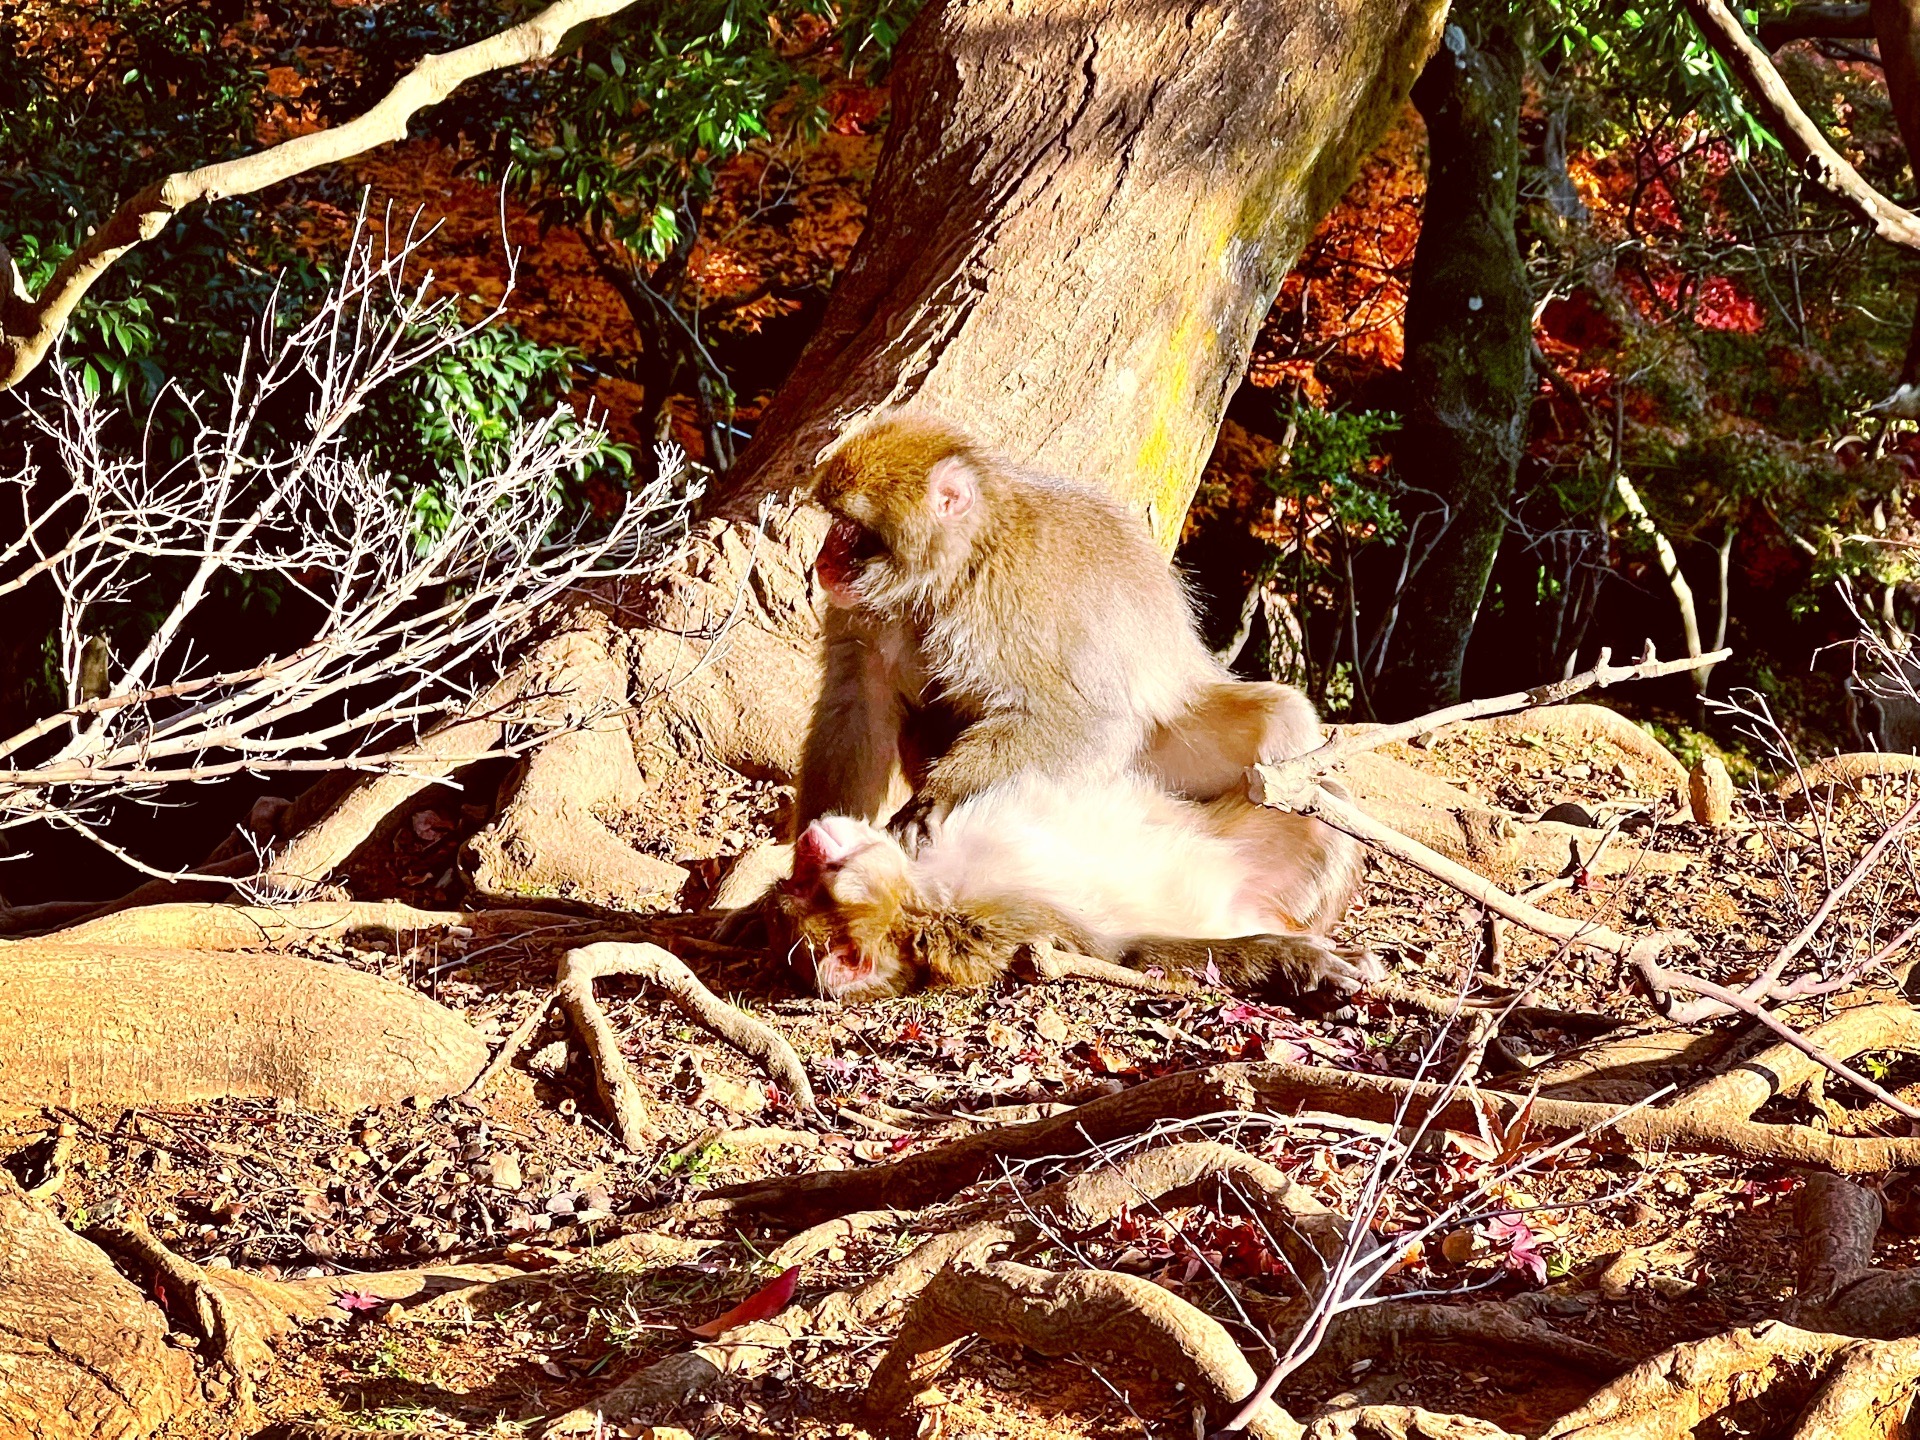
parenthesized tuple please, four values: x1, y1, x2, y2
(7, 716, 1918, 1439)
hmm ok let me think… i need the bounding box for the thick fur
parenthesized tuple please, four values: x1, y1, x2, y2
(781, 772, 1370, 1009)
(795, 415, 1324, 833)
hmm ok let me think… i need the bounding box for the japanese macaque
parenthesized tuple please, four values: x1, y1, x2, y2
(797, 415, 1326, 840)
(778, 772, 1373, 1010)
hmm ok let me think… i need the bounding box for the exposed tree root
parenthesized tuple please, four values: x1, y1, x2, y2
(1470, 703, 1689, 790)
(463, 615, 689, 911)
(1538, 1322, 1918, 1439)
(0, 946, 487, 1109)
(868, 1262, 1304, 1440)
(1303, 1407, 1521, 1440)
(557, 940, 815, 1149)
(1683, 1002, 1920, 1122)
(0, 1173, 194, 1440)
(36, 898, 573, 950)
(1295, 1297, 1625, 1379)
(0, 852, 258, 937)
(86, 1216, 283, 1425)
(1791, 1173, 1920, 1338)
(1022, 944, 1189, 993)
(705, 1058, 1920, 1231)
(552, 1142, 1342, 1432)
(257, 664, 531, 898)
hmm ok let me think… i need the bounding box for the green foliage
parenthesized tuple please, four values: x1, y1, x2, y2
(1543, 0, 1778, 155)
(1266, 403, 1404, 537)
(1257, 401, 1405, 713)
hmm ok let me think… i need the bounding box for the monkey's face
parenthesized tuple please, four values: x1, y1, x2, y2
(811, 418, 984, 608)
(814, 514, 890, 608)
(778, 818, 922, 1001)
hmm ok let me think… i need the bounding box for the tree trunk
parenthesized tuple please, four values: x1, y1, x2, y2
(723, 0, 1443, 542)
(278, 0, 1449, 900)
(1372, 0, 1532, 719)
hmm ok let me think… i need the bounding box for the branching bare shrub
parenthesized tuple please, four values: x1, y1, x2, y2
(0, 210, 699, 876)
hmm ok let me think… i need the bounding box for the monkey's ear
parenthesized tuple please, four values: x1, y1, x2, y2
(926, 456, 977, 520)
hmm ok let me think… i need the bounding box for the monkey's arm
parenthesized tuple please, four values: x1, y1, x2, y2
(795, 617, 908, 831)
(1118, 935, 1381, 1017)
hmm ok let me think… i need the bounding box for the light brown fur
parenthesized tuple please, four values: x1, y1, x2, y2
(780, 780, 1373, 1011)
(797, 415, 1330, 836)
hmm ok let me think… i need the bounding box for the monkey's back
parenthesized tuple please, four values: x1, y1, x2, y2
(930, 470, 1220, 735)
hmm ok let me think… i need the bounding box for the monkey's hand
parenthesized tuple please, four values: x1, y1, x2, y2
(1255, 936, 1384, 1021)
(886, 794, 948, 854)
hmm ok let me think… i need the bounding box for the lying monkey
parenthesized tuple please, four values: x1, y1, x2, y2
(778, 772, 1376, 1011)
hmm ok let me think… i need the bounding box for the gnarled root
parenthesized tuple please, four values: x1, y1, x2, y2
(1775, 752, 1920, 797)
(1304, 1408, 1522, 1440)
(36, 898, 573, 950)
(557, 940, 815, 1149)
(553, 1141, 1339, 1433)
(1791, 1172, 1920, 1338)
(86, 1217, 289, 1425)
(1540, 1323, 1919, 1440)
(0, 946, 487, 1110)
(0, 1174, 195, 1440)
(709, 1058, 1920, 1232)
(868, 1262, 1303, 1439)
(1470, 703, 1688, 790)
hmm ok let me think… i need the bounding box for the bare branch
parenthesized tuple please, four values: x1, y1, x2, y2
(1679, 0, 1920, 250)
(1257, 641, 1724, 797)
(1, 210, 699, 875)
(1252, 776, 1920, 1123)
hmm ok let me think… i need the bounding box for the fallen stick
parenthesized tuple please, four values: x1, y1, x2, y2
(558, 942, 816, 1151)
(1256, 774, 1920, 1122)
(1257, 643, 1724, 797)
(1662, 794, 1920, 1024)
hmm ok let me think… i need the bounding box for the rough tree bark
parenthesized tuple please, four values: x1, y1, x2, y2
(724, 0, 1449, 542)
(1372, 0, 1533, 718)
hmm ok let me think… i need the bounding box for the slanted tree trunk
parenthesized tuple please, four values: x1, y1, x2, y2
(253, 0, 1450, 904)
(1372, 0, 1532, 719)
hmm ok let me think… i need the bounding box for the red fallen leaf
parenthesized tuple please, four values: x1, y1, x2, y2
(333, 1290, 385, 1312)
(1482, 1213, 1549, 1285)
(898, 1020, 926, 1043)
(687, 1265, 800, 1338)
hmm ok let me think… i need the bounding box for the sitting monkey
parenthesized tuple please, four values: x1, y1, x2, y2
(778, 771, 1375, 1012)
(798, 414, 1329, 841)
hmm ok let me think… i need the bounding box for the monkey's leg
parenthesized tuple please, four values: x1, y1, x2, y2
(1117, 935, 1380, 1015)
(1142, 681, 1322, 801)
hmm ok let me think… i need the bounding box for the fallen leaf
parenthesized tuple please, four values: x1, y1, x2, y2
(333, 1290, 384, 1312)
(687, 1265, 800, 1338)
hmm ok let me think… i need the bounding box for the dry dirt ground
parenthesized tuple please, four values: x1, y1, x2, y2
(6, 718, 1920, 1439)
